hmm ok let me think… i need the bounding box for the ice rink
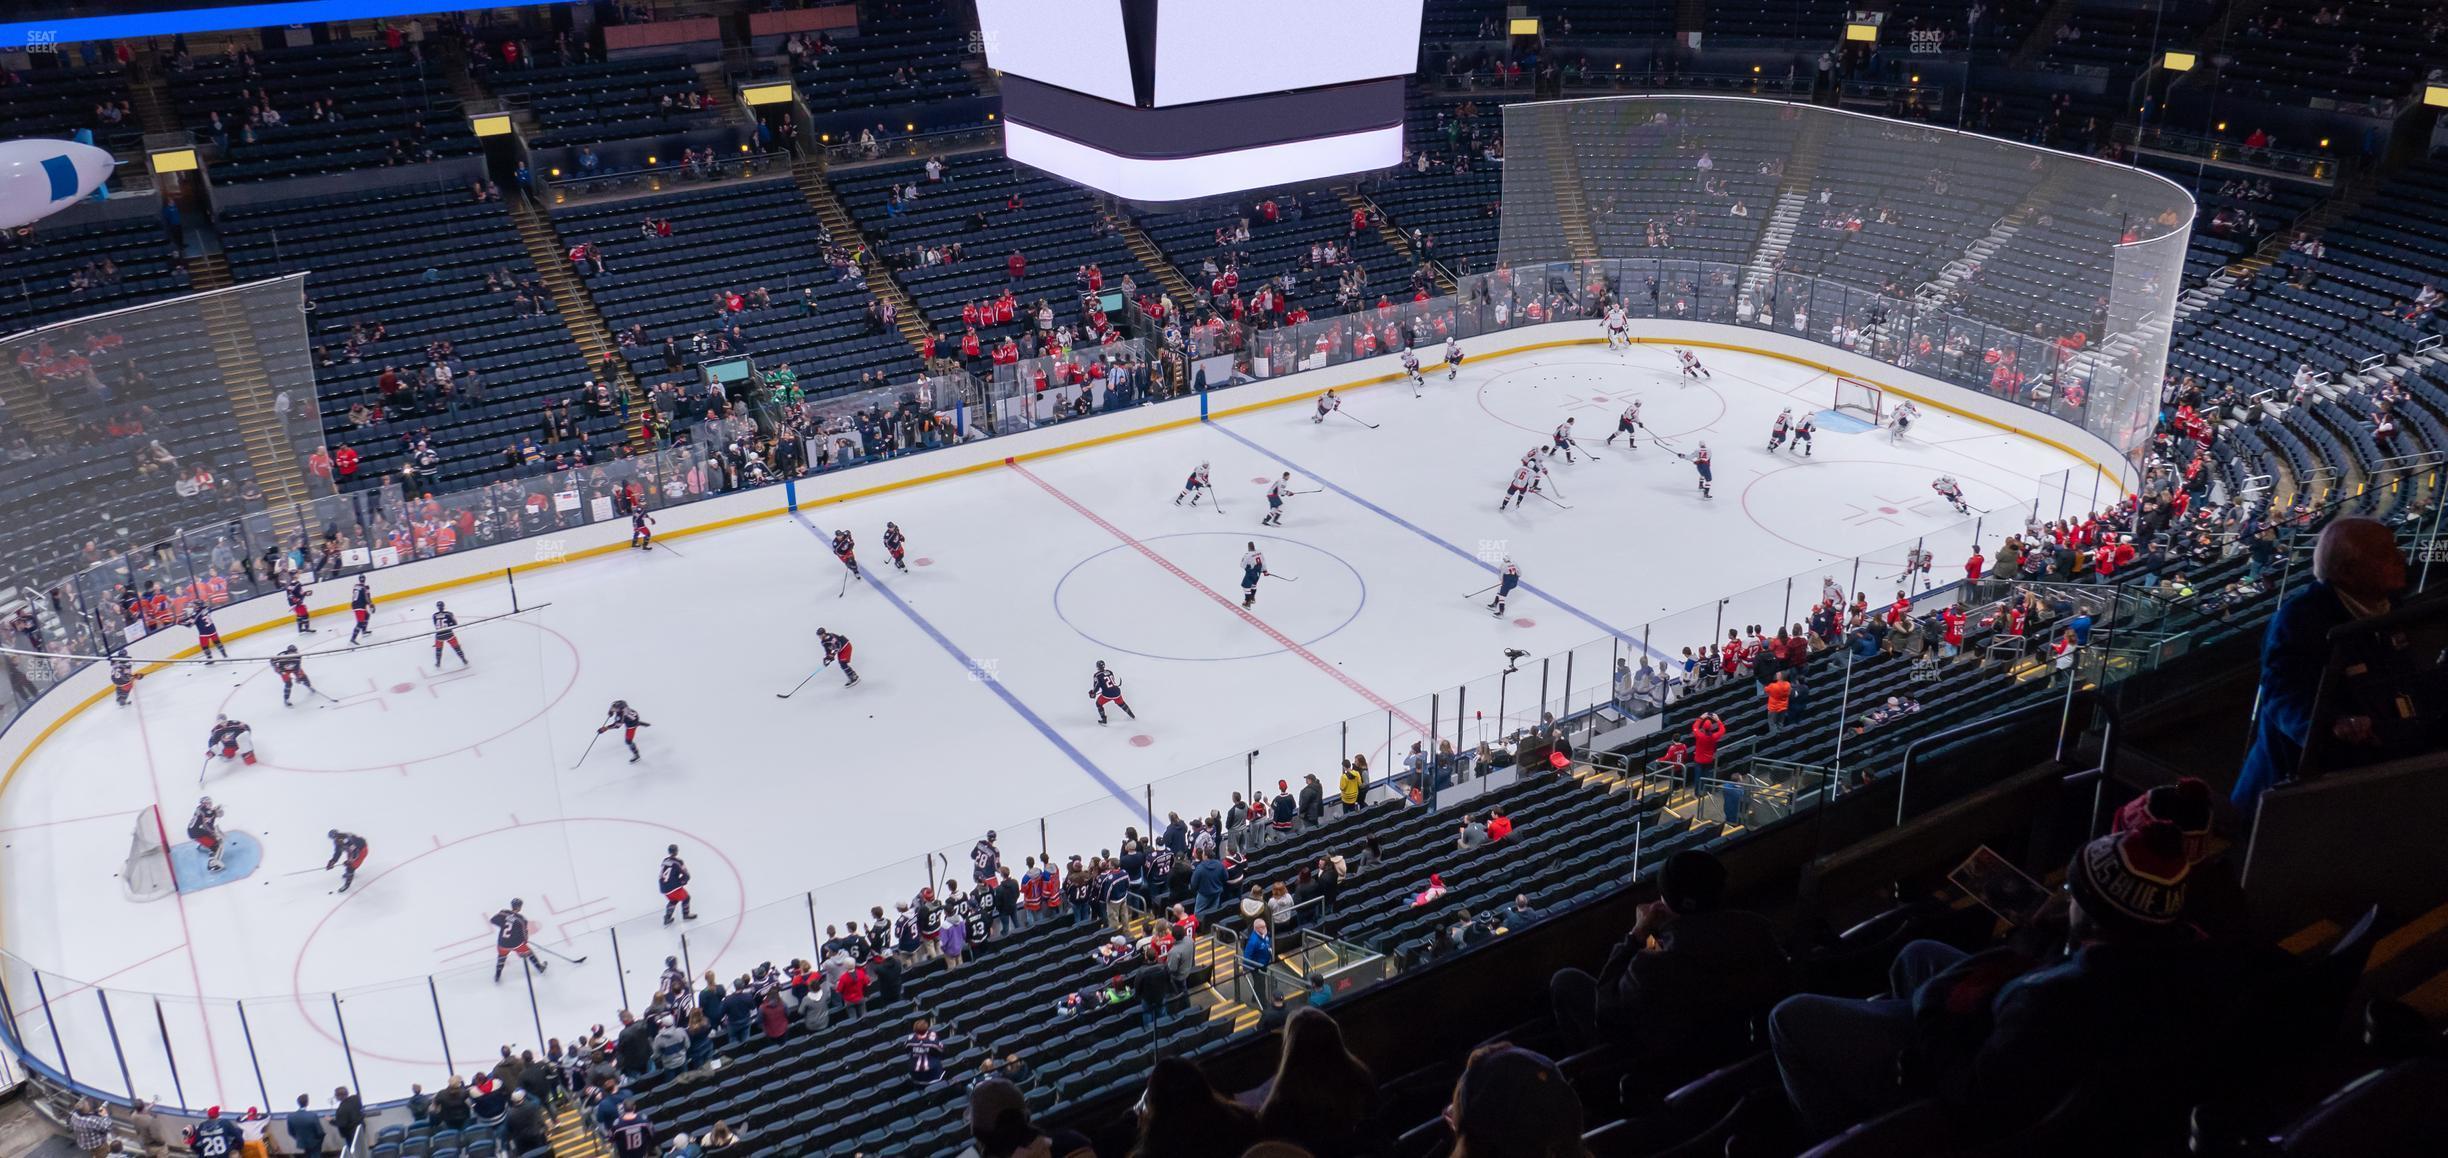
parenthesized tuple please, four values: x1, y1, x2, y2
(0, 338, 2092, 1105)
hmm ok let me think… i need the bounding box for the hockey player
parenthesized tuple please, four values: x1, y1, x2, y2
(817, 627, 859, 686)
(206, 714, 255, 766)
(1604, 302, 1629, 351)
(1488, 558, 1521, 617)
(1692, 443, 1714, 498)
(1240, 542, 1268, 609)
(347, 576, 376, 645)
(1551, 417, 1580, 463)
(1605, 399, 1641, 448)
(1174, 461, 1213, 507)
(1401, 347, 1423, 393)
(597, 699, 650, 762)
(882, 521, 909, 572)
(489, 898, 547, 982)
(431, 602, 467, 667)
(188, 797, 228, 872)
(630, 508, 656, 550)
(1312, 390, 1341, 424)
(110, 655, 139, 706)
(190, 604, 230, 663)
(271, 645, 315, 706)
(659, 844, 696, 925)
(325, 829, 369, 892)
(1444, 336, 1464, 380)
(1499, 462, 1537, 511)
(1088, 660, 1136, 725)
(1902, 547, 1935, 589)
(1891, 401, 1921, 443)
(1790, 416, 1815, 456)
(1262, 472, 1292, 527)
(285, 578, 315, 634)
(1677, 348, 1710, 379)
(832, 529, 862, 580)
(1767, 409, 1793, 452)
(1932, 474, 1969, 514)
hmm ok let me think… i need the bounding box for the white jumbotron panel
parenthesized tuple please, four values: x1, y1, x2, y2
(1004, 121, 1402, 203)
(975, 0, 1136, 106)
(1150, 0, 1425, 107)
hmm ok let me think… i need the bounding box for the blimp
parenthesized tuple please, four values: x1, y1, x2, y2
(0, 138, 119, 231)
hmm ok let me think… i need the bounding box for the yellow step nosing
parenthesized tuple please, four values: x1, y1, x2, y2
(2370, 900, 2448, 971)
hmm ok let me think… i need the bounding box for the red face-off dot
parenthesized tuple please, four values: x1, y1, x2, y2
(1130, 735, 1154, 747)
(1250, 476, 1269, 485)
(390, 683, 415, 694)
(913, 557, 934, 567)
(1512, 618, 1537, 628)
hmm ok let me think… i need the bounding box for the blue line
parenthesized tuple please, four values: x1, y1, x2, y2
(789, 514, 1138, 813)
(1208, 422, 1675, 662)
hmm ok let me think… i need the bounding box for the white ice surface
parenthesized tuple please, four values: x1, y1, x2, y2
(0, 343, 2082, 1106)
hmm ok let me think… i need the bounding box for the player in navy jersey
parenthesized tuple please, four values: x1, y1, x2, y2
(1174, 461, 1212, 506)
(348, 575, 376, 644)
(285, 578, 315, 633)
(598, 699, 650, 762)
(818, 627, 858, 686)
(630, 508, 656, 550)
(1488, 559, 1522, 616)
(832, 529, 861, 579)
(659, 844, 696, 924)
(490, 898, 546, 982)
(431, 602, 467, 667)
(325, 829, 369, 892)
(190, 604, 229, 663)
(883, 521, 909, 571)
(1240, 543, 1267, 609)
(271, 645, 314, 706)
(1088, 660, 1136, 724)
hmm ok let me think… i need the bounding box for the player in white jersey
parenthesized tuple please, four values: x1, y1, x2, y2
(1790, 416, 1815, 456)
(1677, 348, 1710, 379)
(1262, 471, 1293, 526)
(1605, 400, 1642, 448)
(1891, 401, 1921, 443)
(1901, 546, 1935, 587)
(1312, 390, 1341, 424)
(1401, 348, 1422, 393)
(1488, 558, 1522, 615)
(1932, 474, 1969, 514)
(1551, 417, 1580, 463)
(1691, 442, 1714, 498)
(1499, 464, 1537, 511)
(1174, 461, 1212, 506)
(1767, 408, 1794, 452)
(1604, 304, 1629, 350)
(1444, 337, 1463, 379)
(1239, 543, 1268, 608)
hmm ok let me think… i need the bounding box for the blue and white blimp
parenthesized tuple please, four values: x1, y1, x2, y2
(0, 138, 119, 230)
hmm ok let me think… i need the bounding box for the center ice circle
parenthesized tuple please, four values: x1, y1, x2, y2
(1052, 532, 1367, 662)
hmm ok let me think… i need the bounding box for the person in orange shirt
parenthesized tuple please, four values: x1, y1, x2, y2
(1764, 673, 1793, 734)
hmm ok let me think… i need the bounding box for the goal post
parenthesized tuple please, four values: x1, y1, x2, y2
(1834, 377, 1885, 424)
(123, 805, 177, 902)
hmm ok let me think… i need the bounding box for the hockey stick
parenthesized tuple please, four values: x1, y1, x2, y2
(196, 756, 213, 785)
(1463, 582, 1499, 598)
(838, 567, 854, 598)
(570, 728, 602, 769)
(1530, 489, 1575, 510)
(645, 536, 685, 558)
(1265, 571, 1300, 582)
(305, 683, 343, 705)
(532, 944, 589, 965)
(284, 866, 328, 876)
(1337, 410, 1380, 430)
(774, 668, 824, 699)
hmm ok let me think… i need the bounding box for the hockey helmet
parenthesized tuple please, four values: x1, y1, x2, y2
(667, 843, 678, 855)
(327, 829, 339, 839)
(1094, 660, 1107, 670)
(509, 897, 524, 910)
(611, 699, 627, 710)
(200, 796, 213, 806)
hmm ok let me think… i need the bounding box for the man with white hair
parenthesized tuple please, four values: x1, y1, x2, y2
(2234, 516, 2408, 809)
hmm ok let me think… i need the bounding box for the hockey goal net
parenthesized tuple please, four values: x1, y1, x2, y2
(123, 805, 177, 902)
(1834, 377, 1884, 424)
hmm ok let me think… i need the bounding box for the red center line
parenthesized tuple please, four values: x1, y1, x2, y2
(1006, 460, 1428, 734)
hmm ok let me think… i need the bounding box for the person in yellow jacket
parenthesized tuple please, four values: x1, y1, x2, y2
(1338, 757, 1366, 816)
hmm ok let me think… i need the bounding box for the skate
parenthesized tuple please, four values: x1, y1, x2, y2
(683, 906, 696, 921)
(664, 909, 676, 927)
(534, 958, 547, 973)
(494, 963, 505, 983)
(629, 749, 641, 763)
(207, 855, 225, 873)
(338, 877, 352, 893)
(1121, 705, 1136, 720)
(1097, 714, 1109, 726)
(844, 672, 860, 687)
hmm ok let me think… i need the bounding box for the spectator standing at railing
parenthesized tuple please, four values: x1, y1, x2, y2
(2235, 517, 2408, 809)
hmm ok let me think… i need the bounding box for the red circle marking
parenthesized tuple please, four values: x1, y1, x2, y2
(1250, 475, 1269, 484)
(1738, 458, 2023, 558)
(289, 816, 746, 1065)
(1511, 617, 1537, 628)
(388, 682, 414, 694)
(218, 620, 583, 774)
(1130, 735, 1154, 748)
(1880, 506, 1899, 515)
(913, 557, 934, 567)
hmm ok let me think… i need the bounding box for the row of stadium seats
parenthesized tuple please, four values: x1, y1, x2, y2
(167, 39, 478, 182)
(0, 62, 139, 149)
(2227, 0, 2448, 106)
(480, 52, 709, 150)
(1134, 190, 1419, 319)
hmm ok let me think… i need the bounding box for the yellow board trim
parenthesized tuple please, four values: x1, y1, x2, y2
(0, 332, 2127, 796)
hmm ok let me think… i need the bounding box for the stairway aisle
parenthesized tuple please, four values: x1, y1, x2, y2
(505, 197, 655, 453)
(188, 252, 317, 532)
(789, 153, 934, 352)
(1343, 187, 1457, 295)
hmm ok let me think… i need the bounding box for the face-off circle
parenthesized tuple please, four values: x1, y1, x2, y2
(1053, 532, 1367, 662)
(1740, 460, 2018, 557)
(1475, 358, 1724, 441)
(219, 618, 582, 774)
